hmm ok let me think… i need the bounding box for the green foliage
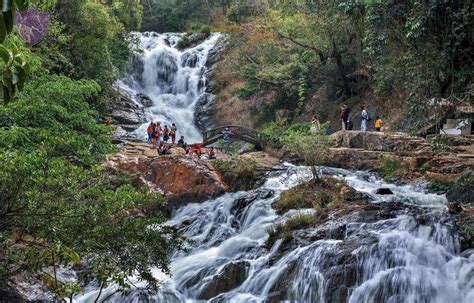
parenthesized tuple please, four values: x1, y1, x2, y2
(176, 28, 212, 50)
(0, 151, 184, 295)
(377, 155, 406, 180)
(213, 158, 259, 191)
(0, 0, 28, 43)
(281, 122, 331, 179)
(266, 213, 314, 248)
(141, 0, 230, 32)
(0, 0, 30, 104)
(0, 42, 30, 104)
(273, 180, 326, 214)
(0, 65, 181, 298)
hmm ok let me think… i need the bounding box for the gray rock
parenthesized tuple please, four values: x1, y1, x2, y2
(375, 188, 394, 195)
(198, 261, 250, 300)
(194, 93, 216, 132)
(136, 93, 154, 107)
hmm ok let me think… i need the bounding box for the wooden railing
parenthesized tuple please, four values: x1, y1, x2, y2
(202, 125, 264, 149)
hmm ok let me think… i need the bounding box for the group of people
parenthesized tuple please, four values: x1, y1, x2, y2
(340, 105, 383, 132)
(146, 122, 178, 145)
(145, 121, 220, 159)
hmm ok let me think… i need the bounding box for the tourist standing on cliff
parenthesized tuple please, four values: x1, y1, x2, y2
(360, 107, 370, 132)
(170, 123, 177, 144)
(154, 122, 162, 146)
(147, 122, 154, 143)
(340, 105, 351, 130)
(311, 116, 320, 134)
(163, 125, 170, 143)
(374, 116, 383, 132)
(222, 127, 232, 154)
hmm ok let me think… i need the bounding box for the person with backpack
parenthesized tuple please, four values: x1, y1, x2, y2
(170, 123, 177, 144)
(360, 106, 370, 132)
(163, 125, 170, 142)
(342, 105, 351, 130)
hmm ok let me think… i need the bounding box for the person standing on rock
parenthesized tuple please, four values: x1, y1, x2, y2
(340, 105, 346, 130)
(178, 136, 186, 149)
(147, 122, 154, 143)
(163, 125, 170, 143)
(222, 127, 232, 154)
(170, 123, 177, 144)
(343, 105, 351, 131)
(360, 106, 370, 132)
(374, 116, 383, 132)
(154, 122, 162, 146)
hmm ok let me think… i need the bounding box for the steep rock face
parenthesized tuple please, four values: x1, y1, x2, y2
(148, 156, 228, 204)
(194, 34, 227, 132)
(197, 261, 250, 300)
(108, 90, 146, 132)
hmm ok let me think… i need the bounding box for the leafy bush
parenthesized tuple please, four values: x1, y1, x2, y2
(377, 155, 406, 179)
(213, 158, 259, 191)
(266, 213, 314, 248)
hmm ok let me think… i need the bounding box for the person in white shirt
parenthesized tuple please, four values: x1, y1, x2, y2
(360, 106, 369, 132)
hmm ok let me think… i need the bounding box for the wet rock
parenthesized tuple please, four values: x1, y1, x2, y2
(375, 188, 394, 195)
(0, 274, 56, 303)
(109, 90, 145, 128)
(198, 261, 249, 300)
(181, 52, 200, 68)
(136, 93, 154, 107)
(231, 189, 274, 220)
(194, 35, 227, 130)
(194, 93, 216, 132)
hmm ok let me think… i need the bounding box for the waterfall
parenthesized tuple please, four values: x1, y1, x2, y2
(117, 32, 222, 143)
(74, 165, 474, 302)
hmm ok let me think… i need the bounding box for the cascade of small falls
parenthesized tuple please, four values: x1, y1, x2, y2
(117, 32, 222, 143)
(75, 165, 474, 303)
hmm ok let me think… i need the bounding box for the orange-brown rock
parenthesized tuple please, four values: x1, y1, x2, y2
(104, 142, 228, 204)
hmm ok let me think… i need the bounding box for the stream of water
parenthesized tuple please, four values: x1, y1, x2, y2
(75, 166, 473, 302)
(118, 32, 222, 143)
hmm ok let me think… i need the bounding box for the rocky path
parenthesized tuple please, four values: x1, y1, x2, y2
(328, 131, 474, 180)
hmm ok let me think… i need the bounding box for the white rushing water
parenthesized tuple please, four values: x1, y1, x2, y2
(118, 32, 222, 143)
(75, 165, 474, 303)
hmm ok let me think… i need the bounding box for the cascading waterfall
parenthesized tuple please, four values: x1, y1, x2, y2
(117, 32, 222, 143)
(75, 166, 474, 302)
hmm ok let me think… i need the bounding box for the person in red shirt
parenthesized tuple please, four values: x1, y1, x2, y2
(146, 122, 154, 143)
(193, 144, 202, 158)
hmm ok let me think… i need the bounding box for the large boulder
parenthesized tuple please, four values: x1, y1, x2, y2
(104, 142, 228, 205)
(109, 90, 146, 128)
(197, 261, 250, 300)
(331, 131, 431, 153)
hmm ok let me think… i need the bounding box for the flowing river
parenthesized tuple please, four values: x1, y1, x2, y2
(75, 165, 473, 302)
(74, 33, 473, 302)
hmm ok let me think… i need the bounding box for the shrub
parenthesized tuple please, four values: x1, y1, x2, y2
(213, 158, 259, 191)
(377, 155, 406, 179)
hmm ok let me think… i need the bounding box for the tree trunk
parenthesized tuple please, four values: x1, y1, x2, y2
(331, 39, 351, 99)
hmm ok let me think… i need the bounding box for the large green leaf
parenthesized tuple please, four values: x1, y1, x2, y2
(0, 44, 10, 64)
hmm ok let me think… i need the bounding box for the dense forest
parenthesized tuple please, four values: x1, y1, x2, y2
(0, 0, 473, 300)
